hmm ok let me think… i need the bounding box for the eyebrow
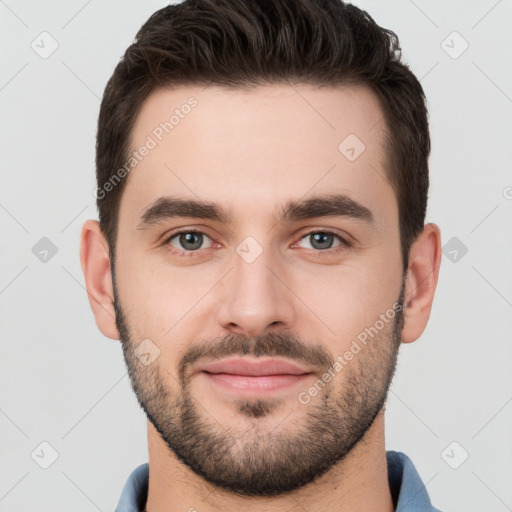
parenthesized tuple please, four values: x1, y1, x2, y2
(136, 194, 375, 229)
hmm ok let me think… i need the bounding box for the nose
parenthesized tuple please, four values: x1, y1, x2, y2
(216, 243, 296, 338)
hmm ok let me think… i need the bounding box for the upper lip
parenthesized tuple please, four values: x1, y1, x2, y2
(198, 358, 311, 376)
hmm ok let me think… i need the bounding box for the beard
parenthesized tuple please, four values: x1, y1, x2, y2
(112, 268, 406, 497)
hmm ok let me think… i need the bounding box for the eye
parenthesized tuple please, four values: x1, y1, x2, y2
(165, 230, 213, 252)
(297, 230, 349, 252)
(161, 228, 350, 258)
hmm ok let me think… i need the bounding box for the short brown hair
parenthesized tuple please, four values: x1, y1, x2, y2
(96, 0, 430, 271)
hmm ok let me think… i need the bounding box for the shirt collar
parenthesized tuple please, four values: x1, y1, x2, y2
(115, 451, 441, 512)
(386, 451, 442, 511)
(115, 462, 148, 512)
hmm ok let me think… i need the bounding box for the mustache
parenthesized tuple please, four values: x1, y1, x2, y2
(178, 332, 334, 382)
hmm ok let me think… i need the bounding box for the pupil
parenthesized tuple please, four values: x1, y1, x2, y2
(181, 232, 202, 250)
(312, 232, 333, 250)
(178, 233, 334, 251)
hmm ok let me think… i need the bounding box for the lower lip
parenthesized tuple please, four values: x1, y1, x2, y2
(201, 372, 313, 393)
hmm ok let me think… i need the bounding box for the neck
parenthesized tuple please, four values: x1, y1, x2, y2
(144, 410, 394, 512)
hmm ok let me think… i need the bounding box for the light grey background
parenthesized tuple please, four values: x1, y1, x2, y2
(1, 1, 511, 511)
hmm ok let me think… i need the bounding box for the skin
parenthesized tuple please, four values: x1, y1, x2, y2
(80, 83, 442, 511)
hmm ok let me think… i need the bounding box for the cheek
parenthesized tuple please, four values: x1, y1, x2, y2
(115, 251, 219, 338)
(115, 233, 402, 355)
(290, 259, 400, 347)
(301, 273, 370, 337)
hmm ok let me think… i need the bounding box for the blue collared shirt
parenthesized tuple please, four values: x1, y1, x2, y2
(115, 450, 442, 511)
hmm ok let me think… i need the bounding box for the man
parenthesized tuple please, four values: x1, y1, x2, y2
(80, 0, 442, 510)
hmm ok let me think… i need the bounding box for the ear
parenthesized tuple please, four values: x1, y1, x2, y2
(79, 219, 120, 340)
(401, 223, 442, 344)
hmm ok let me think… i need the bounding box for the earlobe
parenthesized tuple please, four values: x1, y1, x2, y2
(401, 223, 442, 344)
(79, 219, 120, 340)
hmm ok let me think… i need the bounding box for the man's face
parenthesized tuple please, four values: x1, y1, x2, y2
(112, 84, 406, 495)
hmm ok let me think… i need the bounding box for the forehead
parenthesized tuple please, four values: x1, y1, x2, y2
(120, 83, 396, 230)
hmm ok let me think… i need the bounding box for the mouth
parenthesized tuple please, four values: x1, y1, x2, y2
(196, 357, 314, 394)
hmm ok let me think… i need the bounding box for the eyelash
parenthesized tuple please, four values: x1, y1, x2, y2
(162, 229, 351, 258)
